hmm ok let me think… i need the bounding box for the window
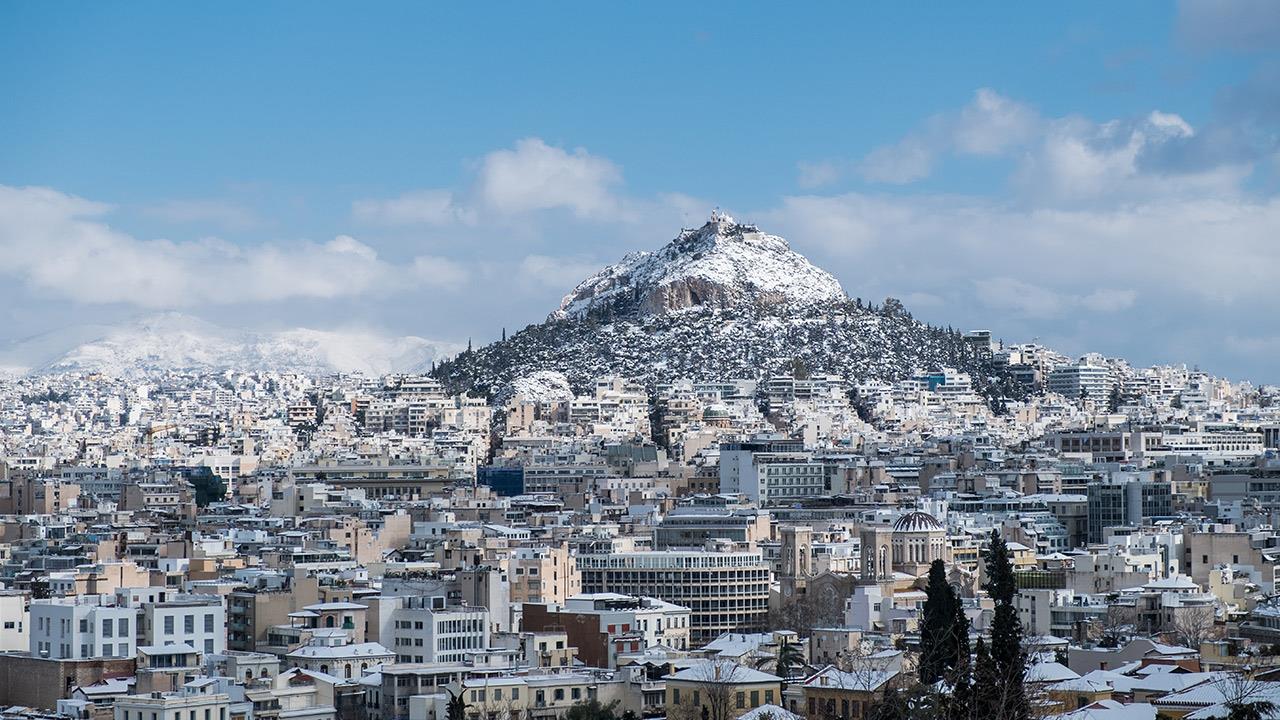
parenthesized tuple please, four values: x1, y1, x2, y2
(204, 614, 214, 633)
(119, 618, 129, 636)
(103, 619, 113, 638)
(672, 689, 681, 704)
(736, 692, 745, 709)
(185, 615, 195, 634)
(164, 616, 175, 634)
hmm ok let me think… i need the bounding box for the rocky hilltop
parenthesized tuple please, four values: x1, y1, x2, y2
(435, 215, 999, 401)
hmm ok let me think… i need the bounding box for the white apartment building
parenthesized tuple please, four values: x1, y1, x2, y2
(30, 594, 136, 659)
(386, 595, 490, 664)
(561, 593, 692, 650)
(718, 437, 823, 503)
(114, 688, 230, 720)
(143, 595, 227, 655)
(1048, 360, 1113, 402)
(0, 591, 28, 651)
(287, 634, 394, 680)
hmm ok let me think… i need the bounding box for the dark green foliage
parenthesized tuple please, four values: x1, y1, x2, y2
(971, 638, 998, 719)
(1226, 701, 1277, 720)
(432, 299, 1010, 413)
(774, 638, 804, 686)
(564, 699, 621, 720)
(979, 531, 1029, 720)
(445, 690, 466, 720)
(189, 467, 227, 507)
(946, 590, 973, 720)
(919, 559, 960, 685)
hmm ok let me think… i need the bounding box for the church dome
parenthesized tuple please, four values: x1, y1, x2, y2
(892, 511, 942, 533)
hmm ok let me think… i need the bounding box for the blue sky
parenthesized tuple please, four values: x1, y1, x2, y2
(2, 2, 1279, 381)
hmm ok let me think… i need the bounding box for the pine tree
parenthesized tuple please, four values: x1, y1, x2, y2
(982, 530, 1029, 720)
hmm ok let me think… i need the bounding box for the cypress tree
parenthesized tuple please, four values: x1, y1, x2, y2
(972, 638, 998, 720)
(946, 596, 973, 720)
(919, 559, 955, 684)
(983, 530, 1029, 720)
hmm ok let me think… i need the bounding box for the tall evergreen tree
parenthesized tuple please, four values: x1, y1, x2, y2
(946, 592, 973, 720)
(971, 638, 998, 720)
(919, 559, 957, 684)
(982, 531, 1029, 720)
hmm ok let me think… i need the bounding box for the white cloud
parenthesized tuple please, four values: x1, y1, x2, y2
(351, 138, 702, 231)
(411, 254, 470, 289)
(853, 88, 1259, 207)
(952, 88, 1040, 155)
(758, 190, 1278, 376)
(0, 185, 400, 307)
(1014, 111, 1249, 205)
(518, 254, 606, 291)
(856, 89, 1038, 184)
(352, 189, 475, 226)
(477, 138, 623, 218)
(858, 137, 933, 184)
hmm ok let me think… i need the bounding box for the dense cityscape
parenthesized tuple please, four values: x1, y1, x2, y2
(2, 210, 1280, 720)
(5, 3, 1280, 720)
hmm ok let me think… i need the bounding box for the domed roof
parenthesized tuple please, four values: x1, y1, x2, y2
(892, 511, 942, 533)
(702, 404, 730, 418)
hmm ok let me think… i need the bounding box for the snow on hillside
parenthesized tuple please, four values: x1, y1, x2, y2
(436, 217, 998, 400)
(552, 212, 846, 319)
(500, 370, 575, 405)
(33, 313, 460, 377)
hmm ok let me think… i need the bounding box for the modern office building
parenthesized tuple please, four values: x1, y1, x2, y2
(577, 550, 770, 645)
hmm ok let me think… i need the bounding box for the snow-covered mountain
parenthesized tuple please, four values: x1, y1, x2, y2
(12, 313, 460, 377)
(553, 212, 846, 319)
(435, 216, 1000, 399)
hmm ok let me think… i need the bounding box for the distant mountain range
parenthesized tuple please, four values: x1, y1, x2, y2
(434, 214, 999, 400)
(1, 313, 460, 377)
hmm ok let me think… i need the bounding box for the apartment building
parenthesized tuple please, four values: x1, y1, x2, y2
(577, 550, 770, 645)
(29, 594, 136, 660)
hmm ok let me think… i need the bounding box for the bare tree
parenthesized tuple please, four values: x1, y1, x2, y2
(768, 590, 845, 635)
(668, 660, 745, 720)
(1166, 604, 1218, 650)
(1212, 671, 1277, 720)
(1089, 604, 1138, 647)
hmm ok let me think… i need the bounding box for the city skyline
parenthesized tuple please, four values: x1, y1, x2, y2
(2, 2, 1279, 384)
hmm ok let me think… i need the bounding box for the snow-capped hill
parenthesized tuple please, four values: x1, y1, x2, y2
(435, 219, 1002, 402)
(34, 313, 459, 377)
(552, 212, 846, 319)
